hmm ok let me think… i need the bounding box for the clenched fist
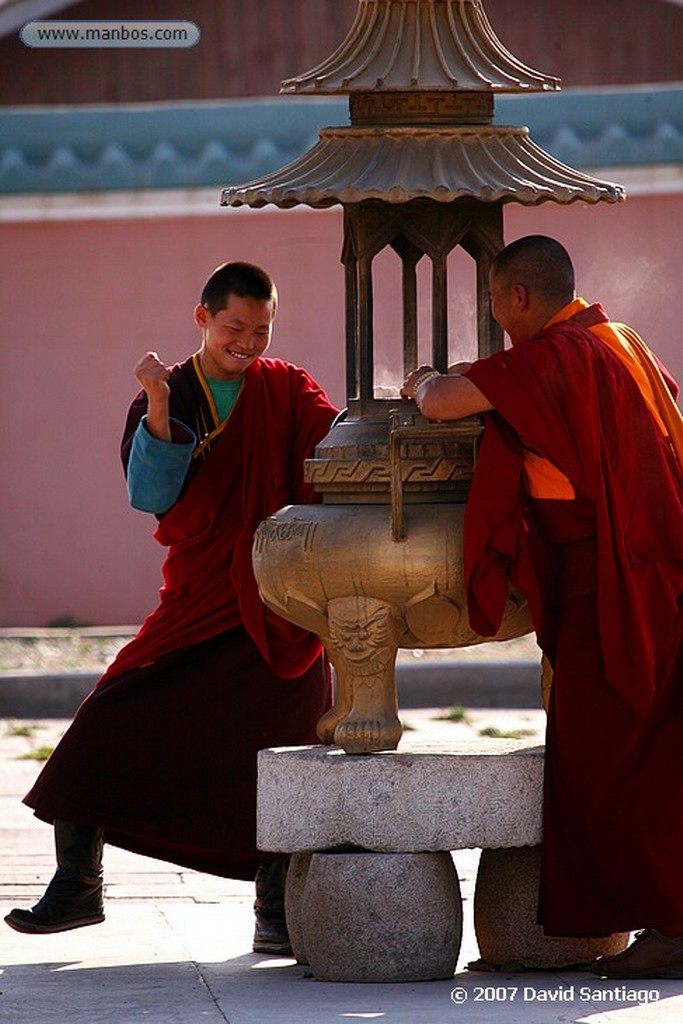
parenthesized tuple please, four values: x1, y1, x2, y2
(134, 351, 171, 441)
(134, 351, 171, 400)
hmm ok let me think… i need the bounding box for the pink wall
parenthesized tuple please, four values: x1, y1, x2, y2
(1, 192, 681, 625)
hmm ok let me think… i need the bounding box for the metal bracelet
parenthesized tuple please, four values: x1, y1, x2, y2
(410, 369, 440, 396)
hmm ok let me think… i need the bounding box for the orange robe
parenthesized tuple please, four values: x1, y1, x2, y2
(522, 298, 682, 500)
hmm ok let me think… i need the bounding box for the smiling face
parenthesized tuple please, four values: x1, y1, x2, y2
(195, 294, 275, 380)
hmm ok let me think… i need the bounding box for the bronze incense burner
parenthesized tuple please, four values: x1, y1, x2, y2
(222, 0, 623, 753)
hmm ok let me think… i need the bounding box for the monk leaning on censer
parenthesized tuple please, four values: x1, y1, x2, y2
(401, 235, 683, 981)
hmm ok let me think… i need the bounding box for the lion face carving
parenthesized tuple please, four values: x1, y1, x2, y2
(327, 596, 403, 678)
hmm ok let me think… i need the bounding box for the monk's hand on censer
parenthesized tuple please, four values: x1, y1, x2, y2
(400, 365, 441, 402)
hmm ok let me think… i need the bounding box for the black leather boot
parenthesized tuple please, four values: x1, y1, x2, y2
(4, 820, 105, 934)
(252, 859, 292, 955)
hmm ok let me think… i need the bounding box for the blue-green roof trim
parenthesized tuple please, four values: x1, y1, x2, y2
(0, 85, 681, 196)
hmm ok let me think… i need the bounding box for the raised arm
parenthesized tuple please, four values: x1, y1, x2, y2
(125, 353, 196, 514)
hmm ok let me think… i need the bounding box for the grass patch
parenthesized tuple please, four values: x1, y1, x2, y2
(6, 722, 38, 738)
(434, 705, 470, 724)
(400, 720, 416, 732)
(478, 726, 536, 739)
(18, 745, 54, 762)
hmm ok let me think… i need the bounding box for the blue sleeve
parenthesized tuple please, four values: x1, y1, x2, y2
(126, 416, 196, 513)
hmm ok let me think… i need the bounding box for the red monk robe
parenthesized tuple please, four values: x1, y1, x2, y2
(24, 356, 338, 880)
(464, 305, 683, 936)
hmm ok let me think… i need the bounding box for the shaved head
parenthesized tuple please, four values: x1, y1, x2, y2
(491, 235, 575, 306)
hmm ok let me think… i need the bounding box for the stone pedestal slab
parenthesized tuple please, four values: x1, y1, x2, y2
(258, 739, 544, 853)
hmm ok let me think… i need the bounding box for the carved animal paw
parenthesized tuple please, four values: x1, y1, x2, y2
(333, 714, 402, 754)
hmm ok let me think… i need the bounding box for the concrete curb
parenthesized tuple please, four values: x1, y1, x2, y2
(397, 660, 542, 709)
(0, 660, 542, 718)
(0, 670, 99, 717)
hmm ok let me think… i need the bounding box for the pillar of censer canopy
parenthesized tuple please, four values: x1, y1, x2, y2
(343, 197, 503, 420)
(222, 0, 625, 754)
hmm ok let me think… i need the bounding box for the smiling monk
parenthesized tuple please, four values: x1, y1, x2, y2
(6, 262, 338, 955)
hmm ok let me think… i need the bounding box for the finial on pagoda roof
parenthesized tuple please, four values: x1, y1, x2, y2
(280, 0, 560, 96)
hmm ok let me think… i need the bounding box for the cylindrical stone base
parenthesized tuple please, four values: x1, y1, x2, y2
(474, 846, 630, 969)
(301, 850, 462, 983)
(284, 852, 312, 965)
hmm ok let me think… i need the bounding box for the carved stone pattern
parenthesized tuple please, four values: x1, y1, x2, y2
(304, 460, 392, 485)
(350, 91, 494, 126)
(305, 457, 474, 486)
(401, 459, 474, 483)
(327, 595, 404, 682)
(253, 516, 318, 555)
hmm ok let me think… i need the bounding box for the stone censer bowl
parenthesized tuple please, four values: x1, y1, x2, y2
(253, 407, 532, 754)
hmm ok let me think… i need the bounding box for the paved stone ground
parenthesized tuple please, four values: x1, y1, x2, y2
(2, 710, 683, 1023)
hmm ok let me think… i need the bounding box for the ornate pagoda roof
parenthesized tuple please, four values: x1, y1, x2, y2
(280, 0, 560, 94)
(221, 0, 624, 210)
(221, 125, 625, 208)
